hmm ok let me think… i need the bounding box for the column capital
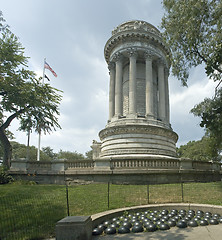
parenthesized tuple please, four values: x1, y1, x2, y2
(113, 52, 123, 62)
(144, 50, 154, 60)
(157, 57, 165, 66)
(126, 47, 138, 58)
(108, 62, 115, 71)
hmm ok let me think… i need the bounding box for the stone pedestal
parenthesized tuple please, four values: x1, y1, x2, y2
(99, 120, 178, 159)
(51, 159, 65, 172)
(94, 159, 111, 170)
(10, 159, 27, 171)
(56, 216, 92, 240)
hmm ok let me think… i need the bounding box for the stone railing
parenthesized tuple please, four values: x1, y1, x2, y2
(10, 159, 94, 172)
(10, 158, 221, 173)
(192, 161, 220, 171)
(179, 158, 221, 172)
(27, 161, 52, 170)
(66, 160, 94, 169)
(110, 159, 180, 170)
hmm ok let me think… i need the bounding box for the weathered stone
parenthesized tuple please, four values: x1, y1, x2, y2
(93, 20, 178, 165)
(56, 216, 92, 240)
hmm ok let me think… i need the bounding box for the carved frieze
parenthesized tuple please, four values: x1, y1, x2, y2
(111, 20, 161, 38)
(99, 124, 178, 142)
(100, 148, 177, 158)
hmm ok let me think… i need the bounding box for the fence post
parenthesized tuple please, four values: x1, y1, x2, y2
(64, 172, 70, 216)
(181, 182, 184, 202)
(147, 185, 150, 204)
(107, 182, 110, 209)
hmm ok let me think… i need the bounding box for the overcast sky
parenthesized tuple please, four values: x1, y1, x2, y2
(1, 0, 217, 155)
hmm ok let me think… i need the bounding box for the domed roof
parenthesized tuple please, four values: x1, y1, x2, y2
(111, 20, 161, 36)
(104, 20, 169, 64)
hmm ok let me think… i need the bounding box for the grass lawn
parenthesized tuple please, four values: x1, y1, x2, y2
(0, 181, 222, 239)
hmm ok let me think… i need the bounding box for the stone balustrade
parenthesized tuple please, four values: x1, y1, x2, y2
(10, 159, 94, 172)
(66, 160, 94, 169)
(192, 161, 218, 170)
(9, 158, 222, 184)
(27, 161, 52, 170)
(10, 158, 221, 173)
(110, 159, 180, 169)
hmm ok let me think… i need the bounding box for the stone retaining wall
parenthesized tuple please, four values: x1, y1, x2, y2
(9, 158, 222, 184)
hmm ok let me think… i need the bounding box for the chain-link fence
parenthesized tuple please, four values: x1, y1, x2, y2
(1, 181, 222, 240)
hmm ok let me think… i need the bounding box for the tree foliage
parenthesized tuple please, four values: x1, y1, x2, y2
(191, 88, 222, 157)
(10, 141, 52, 161)
(177, 136, 221, 161)
(56, 150, 85, 161)
(0, 139, 93, 162)
(85, 149, 93, 160)
(41, 146, 56, 159)
(0, 12, 62, 168)
(161, 0, 222, 86)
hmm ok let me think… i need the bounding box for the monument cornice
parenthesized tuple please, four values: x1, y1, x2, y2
(99, 124, 178, 142)
(109, 46, 169, 68)
(111, 20, 161, 36)
(100, 148, 177, 158)
(104, 29, 170, 64)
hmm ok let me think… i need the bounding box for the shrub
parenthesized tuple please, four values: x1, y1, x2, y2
(0, 166, 14, 184)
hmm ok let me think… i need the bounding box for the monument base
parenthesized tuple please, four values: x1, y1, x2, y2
(98, 122, 178, 159)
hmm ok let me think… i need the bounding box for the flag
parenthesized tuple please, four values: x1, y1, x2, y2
(45, 74, 50, 81)
(44, 61, 57, 77)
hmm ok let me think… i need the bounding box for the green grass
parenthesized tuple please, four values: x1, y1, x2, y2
(1, 182, 222, 239)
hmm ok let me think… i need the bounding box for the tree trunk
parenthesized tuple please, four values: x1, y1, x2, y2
(0, 127, 12, 169)
(0, 110, 24, 169)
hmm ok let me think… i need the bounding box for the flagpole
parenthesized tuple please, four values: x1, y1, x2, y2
(43, 58, 46, 84)
(37, 58, 46, 161)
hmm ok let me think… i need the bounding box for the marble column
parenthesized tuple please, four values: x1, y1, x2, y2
(128, 49, 137, 116)
(158, 59, 166, 122)
(114, 54, 123, 117)
(108, 62, 115, 121)
(165, 68, 170, 124)
(145, 51, 154, 118)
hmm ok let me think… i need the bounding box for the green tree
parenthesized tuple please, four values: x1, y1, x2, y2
(42, 146, 55, 160)
(161, 0, 222, 86)
(177, 136, 221, 161)
(0, 12, 62, 168)
(57, 150, 85, 161)
(85, 149, 93, 159)
(191, 88, 222, 159)
(11, 141, 52, 161)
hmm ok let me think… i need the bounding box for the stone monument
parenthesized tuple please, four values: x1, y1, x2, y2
(92, 20, 178, 167)
(9, 21, 221, 183)
(8, 20, 221, 185)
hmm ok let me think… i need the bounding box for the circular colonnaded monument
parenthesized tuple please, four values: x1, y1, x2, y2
(92, 20, 178, 166)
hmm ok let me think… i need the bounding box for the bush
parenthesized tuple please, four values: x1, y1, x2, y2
(0, 166, 14, 184)
(11, 179, 36, 185)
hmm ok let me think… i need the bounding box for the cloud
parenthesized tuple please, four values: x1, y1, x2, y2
(2, 0, 217, 155)
(170, 75, 217, 146)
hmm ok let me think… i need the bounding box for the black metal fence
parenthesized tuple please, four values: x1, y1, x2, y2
(1, 181, 222, 240)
